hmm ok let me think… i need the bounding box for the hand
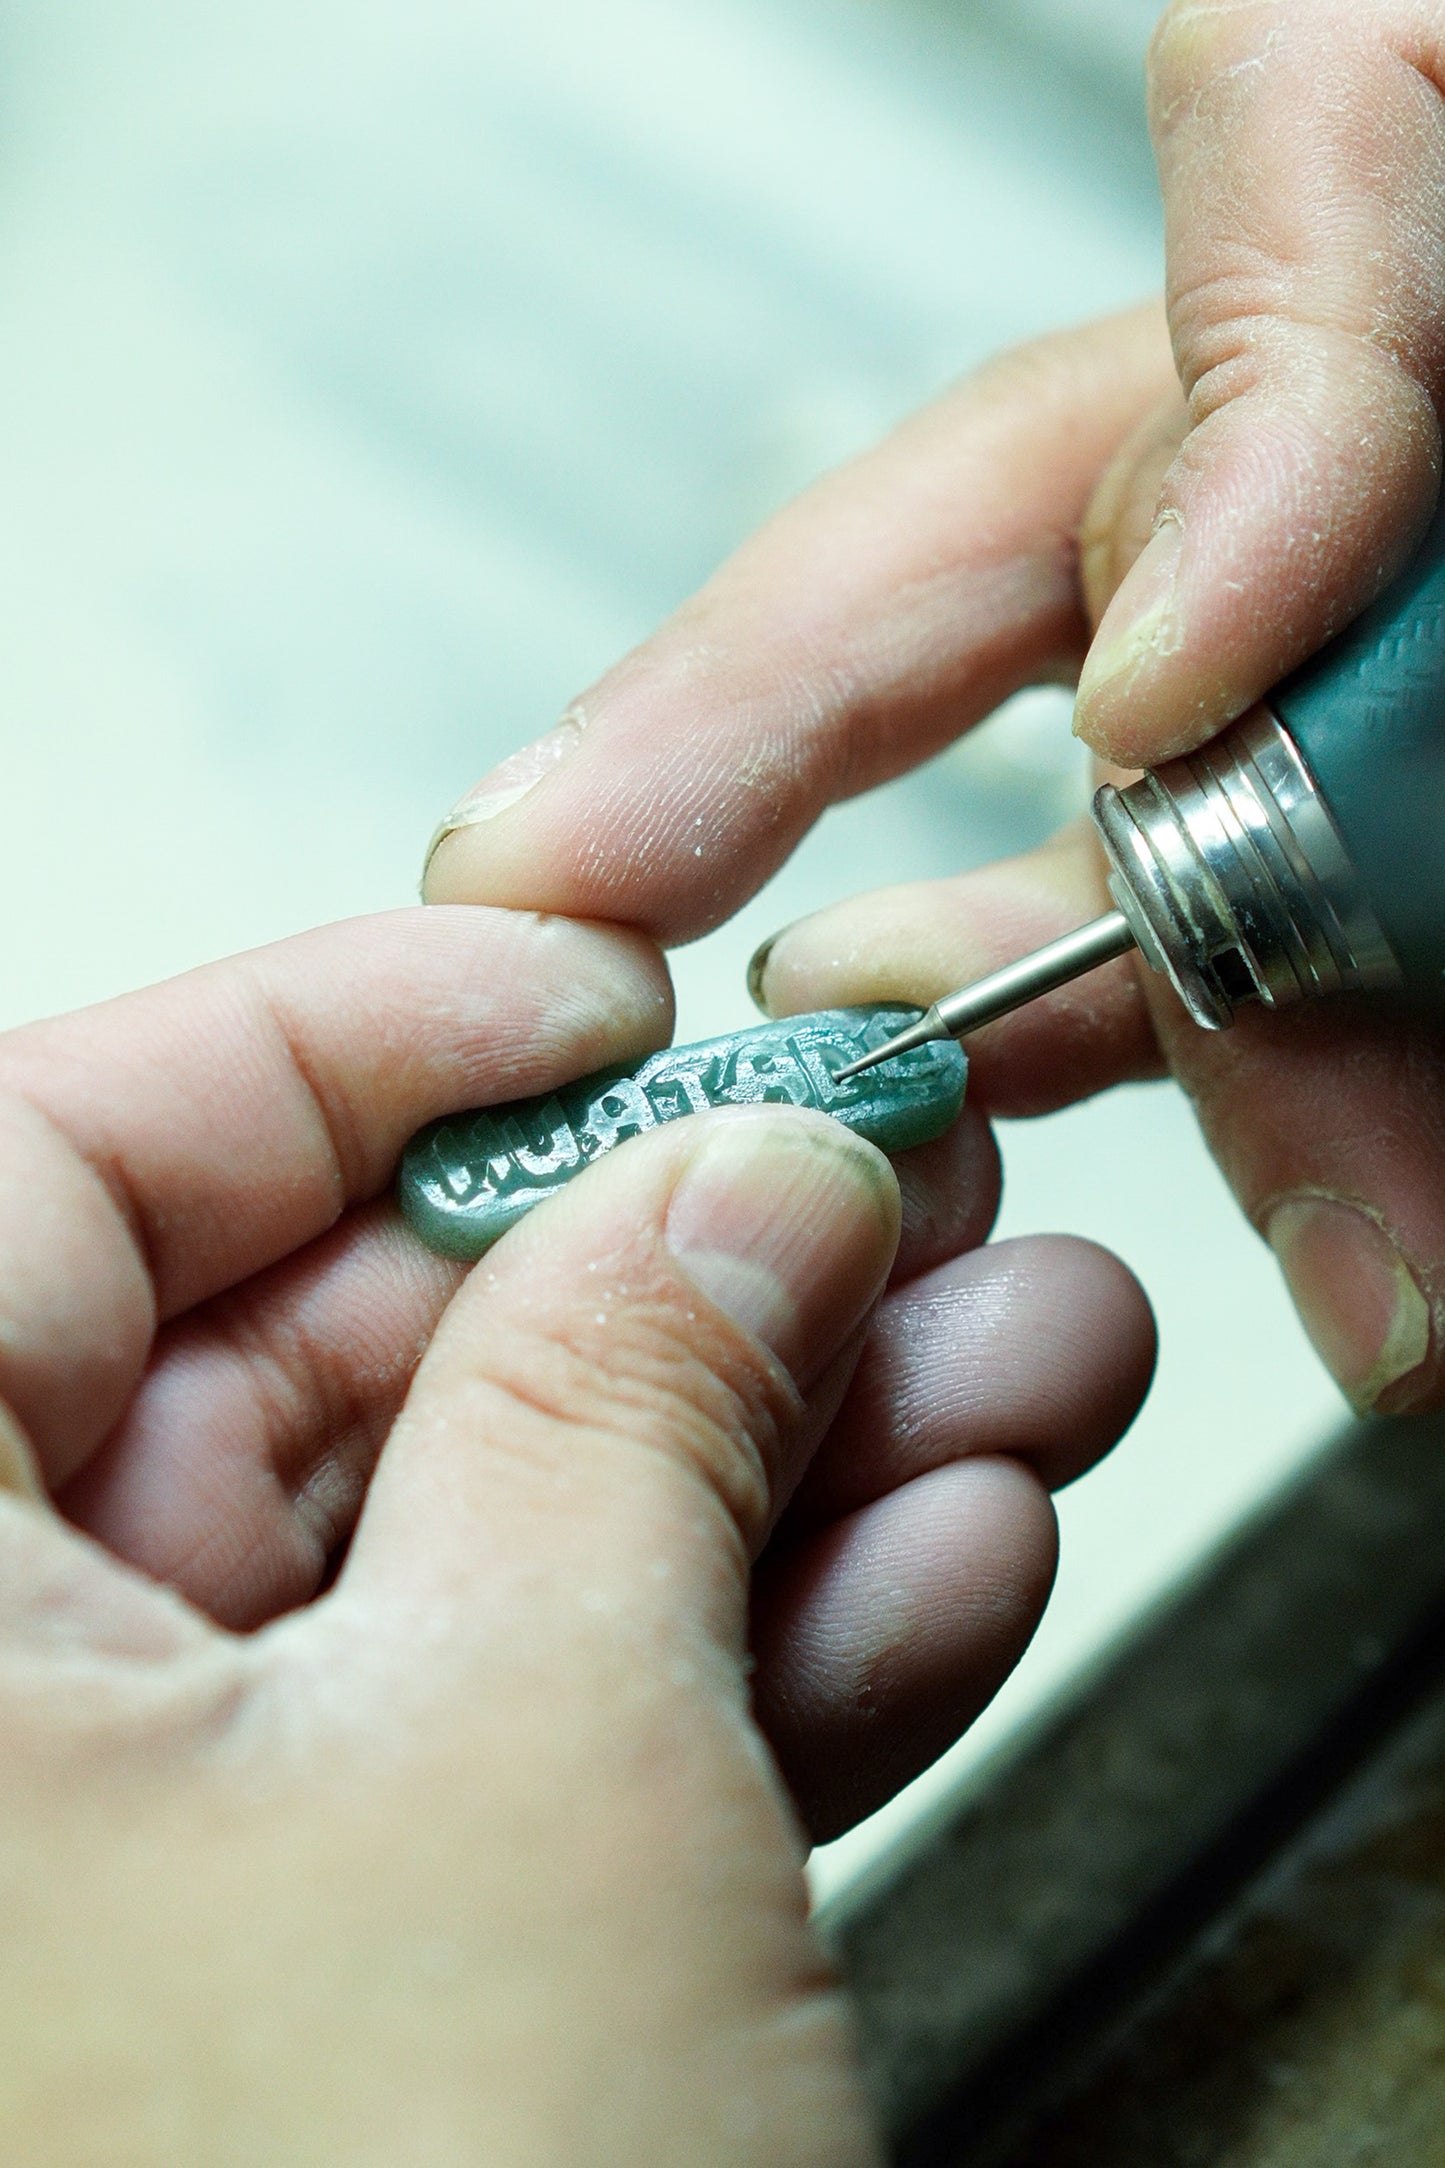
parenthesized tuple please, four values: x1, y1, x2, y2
(424, 0, 1445, 1419)
(0, 907, 1151, 2158)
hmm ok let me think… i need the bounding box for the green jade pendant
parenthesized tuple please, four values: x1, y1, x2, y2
(400, 1005, 967, 1261)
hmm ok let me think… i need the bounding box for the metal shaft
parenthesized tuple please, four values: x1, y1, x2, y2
(831, 910, 1136, 1082)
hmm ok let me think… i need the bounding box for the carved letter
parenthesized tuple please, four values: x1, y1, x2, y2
(717, 1043, 811, 1107)
(510, 1098, 583, 1177)
(577, 1076, 658, 1158)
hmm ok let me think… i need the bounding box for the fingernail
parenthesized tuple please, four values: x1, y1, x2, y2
(1073, 516, 1184, 746)
(421, 709, 584, 890)
(746, 930, 785, 1016)
(1267, 1194, 1432, 1415)
(665, 1110, 899, 1390)
(0, 1402, 44, 1503)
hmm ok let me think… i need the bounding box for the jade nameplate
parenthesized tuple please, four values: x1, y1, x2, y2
(400, 1005, 967, 1260)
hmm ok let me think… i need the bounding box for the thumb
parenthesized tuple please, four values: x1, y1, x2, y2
(338, 1106, 899, 1659)
(1074, 0, 1445, 767)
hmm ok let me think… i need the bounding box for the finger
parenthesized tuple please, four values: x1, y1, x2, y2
(0, 908, 669, 1487)
(752, 1460, 1056, 1842)
(423, 307, 1177, 942)
(751, 1237, 1155, 1841)
(888, 1103, 1001, 1286)
(59, 1202, 465, 1630)
(339, 1106, 902, 1662)
(271, 1109, 906, 2155)
(788, 1235, 1157, 1528)
(1074, 0, 1445, 766)
(751, 821, 1163, 1117)
(1149, 987, 1445, 1417)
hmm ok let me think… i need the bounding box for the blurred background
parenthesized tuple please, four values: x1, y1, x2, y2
(0, 0, 1343, 1892)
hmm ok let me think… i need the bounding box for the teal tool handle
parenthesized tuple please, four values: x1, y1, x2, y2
(1272, 497, 1445, 993)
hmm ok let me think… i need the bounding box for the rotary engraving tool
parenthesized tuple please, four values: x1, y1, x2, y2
(834, 502, 1445, 1083)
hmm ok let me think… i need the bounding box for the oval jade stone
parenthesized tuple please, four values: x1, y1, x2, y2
(399, 1005, 966, 1261)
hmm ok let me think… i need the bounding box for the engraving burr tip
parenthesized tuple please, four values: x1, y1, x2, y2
(831, 1016, 939, 1083)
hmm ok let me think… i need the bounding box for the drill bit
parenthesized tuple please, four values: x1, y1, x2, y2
(830, 910, 1137, 1082)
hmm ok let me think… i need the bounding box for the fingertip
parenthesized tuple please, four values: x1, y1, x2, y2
(754, 1458, 1058, 1840)
(1081, 0, 1445, 770)
(1074, 277, 1445, 763)
(420, 713, 588, 905)
(1072, 516, 1190, 758)
(744, 835, 1161, 1119)
(1146, 991, 1445, 1420)
(420, 306, 1181, 944)
(746, 930, 781, 1018)
(890, 1101, 1002, 1282)
(349, 1104, 904, 1632)
(661, 1108, 901, 1395)
(800, 1231, 1156, 1520)
(1265, 1192, 1434, 1418)
(0, 1399, 46, 1504)
(1072, 389, 1441, 770)
(1027, 1234, 1158, 1473)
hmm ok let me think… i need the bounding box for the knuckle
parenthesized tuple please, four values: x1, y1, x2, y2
(1169, 268, 1439, 442)
(1170, 273, 1299, 410)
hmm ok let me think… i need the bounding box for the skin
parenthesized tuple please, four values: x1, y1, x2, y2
(0, 907, 1154, 2161)
(427, 0, 1445, 1422)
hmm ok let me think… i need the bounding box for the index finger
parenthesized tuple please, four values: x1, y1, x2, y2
(423, 307, 1176, 942)
(0, 907, 669, 1482)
